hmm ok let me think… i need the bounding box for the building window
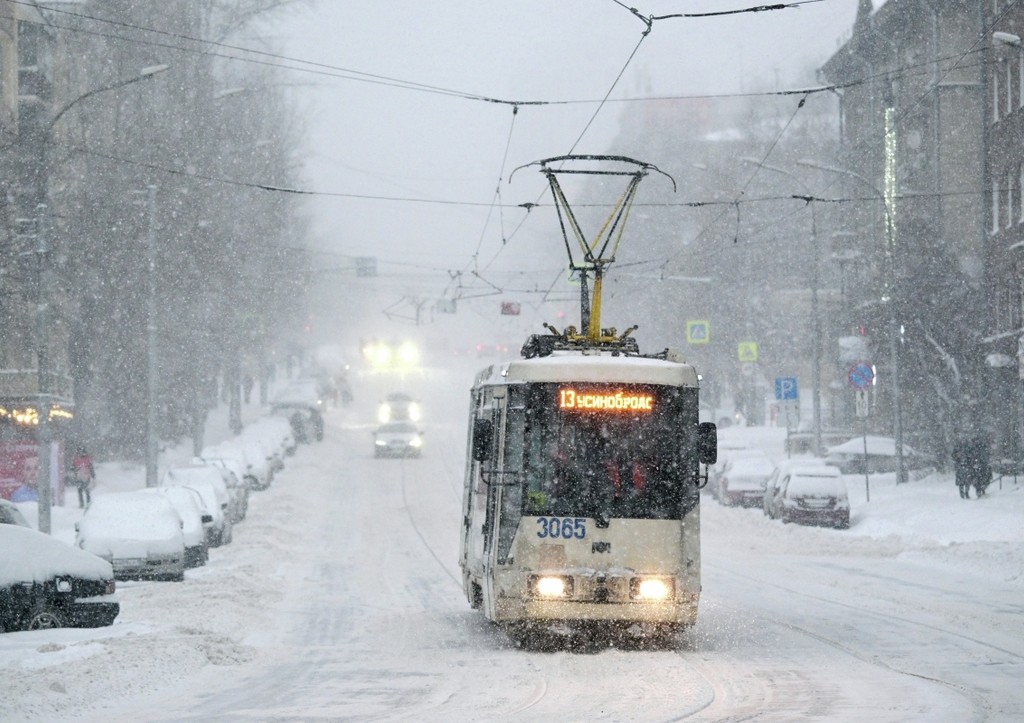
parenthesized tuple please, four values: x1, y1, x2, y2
(993, 177, 1001, 233)
(1008, 58, 1015, 114)
(1015, 160, 1024, 222)
(997, 285, 1022, 333)
(1008, 170, 1016, 229)
(1019, 49, 1024, 108)
(994, 64, 1001, 122)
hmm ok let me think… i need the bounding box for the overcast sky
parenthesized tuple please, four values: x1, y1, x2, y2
(271, 0, 864, 337)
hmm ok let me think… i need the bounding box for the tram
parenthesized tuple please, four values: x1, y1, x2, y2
(458, 156, 717, 643)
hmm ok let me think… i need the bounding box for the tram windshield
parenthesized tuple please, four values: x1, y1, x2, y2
(519, 382, 699, 520)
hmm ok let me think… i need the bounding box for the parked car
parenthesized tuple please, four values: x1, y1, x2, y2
(1, 524, 119, 632)
(201, 445, 259, 491)
(373, 421, 424, 458)
(824, 435, 931, 475)
(716, 451, 776, 507)
(763, 458, 830, 518)
(140, 487, 210, 568)
(75, 492, 187, 582)
(770, 464, 849, 529)
(0, 498, 30, 528)
(270, 400, 323, 444)
(377, 392, 421, 424)
(162, 465, 234, 546)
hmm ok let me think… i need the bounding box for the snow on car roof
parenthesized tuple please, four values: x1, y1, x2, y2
(0, 524, 113, 586)
(78, 493, 184, 538)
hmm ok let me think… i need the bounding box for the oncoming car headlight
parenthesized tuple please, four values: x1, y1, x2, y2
(410, 436, 423, 448)
(397, 342, 419, 365)
(630, 576, 674, 601)
(528, 575, 573, 599)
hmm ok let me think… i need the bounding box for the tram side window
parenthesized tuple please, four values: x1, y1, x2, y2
(495, 401, 525, 563)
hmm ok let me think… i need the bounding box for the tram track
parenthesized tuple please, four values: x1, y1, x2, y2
(685, 560, 1013, 721)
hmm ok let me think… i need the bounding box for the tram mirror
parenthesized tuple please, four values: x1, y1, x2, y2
(472, 419, 494, 461)
(697, 422, 718, 465)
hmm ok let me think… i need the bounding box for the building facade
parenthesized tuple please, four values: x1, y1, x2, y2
(818, 0, 988, 460)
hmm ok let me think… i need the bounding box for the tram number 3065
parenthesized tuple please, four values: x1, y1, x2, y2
(536, 517, 587, 540)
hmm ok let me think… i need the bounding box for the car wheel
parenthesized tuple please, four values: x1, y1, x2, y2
(25, 604, 67, 630)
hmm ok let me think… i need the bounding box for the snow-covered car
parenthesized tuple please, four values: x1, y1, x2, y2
(771, 465, 849, 529)
(373, 421, 423, 458)
(763, 458, 830, 517)
(270, 400, 323, 444)
(162, 465, 234, 546)
(246, 416, 297, 459)
(377, 392, 421, 424)
(234, 439, 274, 490)
(716, 451, 776, 506)
(201, 445, 259, 491)
(0, 498, 30, 527)
(824, 435, 931, 475)
(240, 427, 284, 473)
(75, 493, 187, 582)
(0, 524, 119, 632)
(201, 452, 250, 501)
(140, 487, 210, 568)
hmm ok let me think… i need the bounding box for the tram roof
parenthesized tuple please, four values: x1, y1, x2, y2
(476, 351, 700, 387)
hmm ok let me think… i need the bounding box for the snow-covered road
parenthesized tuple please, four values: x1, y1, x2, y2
(3, 363, 1023, 721)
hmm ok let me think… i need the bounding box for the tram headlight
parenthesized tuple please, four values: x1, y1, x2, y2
(407, 401, 422, 422)
(630, 577, 674, 602)
(378, 403, 392, 423)
(529, 574, 573, 599)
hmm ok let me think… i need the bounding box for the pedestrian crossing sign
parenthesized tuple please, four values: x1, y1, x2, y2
(686, 320, 710, 344)
(738, 341, 758, 362)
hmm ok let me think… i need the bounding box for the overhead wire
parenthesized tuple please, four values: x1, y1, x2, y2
(17, 0, 1013, 306)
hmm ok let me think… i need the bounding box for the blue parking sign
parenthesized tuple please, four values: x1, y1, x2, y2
(774, 377, 798, 401)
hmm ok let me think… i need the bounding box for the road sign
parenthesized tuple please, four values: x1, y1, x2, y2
(686, 320, 710, 344)
(774, 377, 798, 401)
(738, 341, 758, 362)
(847, 362, 874, 389)
(855, 389, 870, 417)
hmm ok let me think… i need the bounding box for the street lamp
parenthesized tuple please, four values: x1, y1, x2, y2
(797, 157, 907, 486)
(740, 157, 823, 455)
(32, 63, 169, 533)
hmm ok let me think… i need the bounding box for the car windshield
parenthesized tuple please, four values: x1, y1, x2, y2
(380, 422, 417, 433)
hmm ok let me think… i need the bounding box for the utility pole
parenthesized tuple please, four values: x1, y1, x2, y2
(34, 204, 52, 533)
(145, 185, 159, 487)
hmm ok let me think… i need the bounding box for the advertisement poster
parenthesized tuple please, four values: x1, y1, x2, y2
(0, 440, 65, 505)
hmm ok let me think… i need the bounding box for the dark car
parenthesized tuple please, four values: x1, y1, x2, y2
(0, 525, 119, 632)
(772, 465, 849, 529)
(0, 499, 31, 528)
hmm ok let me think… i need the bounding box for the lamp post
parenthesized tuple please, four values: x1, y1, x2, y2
(145, 185, 158, 488)
(31, 64, 169, 532)
(741, 157, 823, 454)
(798, 158, 907, 486)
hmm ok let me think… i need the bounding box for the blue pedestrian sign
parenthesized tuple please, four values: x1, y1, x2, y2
(848, 362, 874, 389)
(686, 320, 710, 344)
(774, 377, 798, 401)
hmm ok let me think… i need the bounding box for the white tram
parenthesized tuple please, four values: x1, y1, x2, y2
(459, 332, 718, 642)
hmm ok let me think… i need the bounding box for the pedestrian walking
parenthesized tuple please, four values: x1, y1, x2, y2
(969, 434, 992, 498)
(951, 438, 972, 499)
(71, 447, 96, 508)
